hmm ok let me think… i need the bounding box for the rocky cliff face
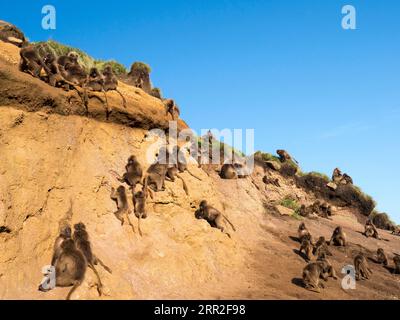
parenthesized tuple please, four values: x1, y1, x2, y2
(1, 40, 399, 300)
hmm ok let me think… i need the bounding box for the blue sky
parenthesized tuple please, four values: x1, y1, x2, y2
(2, 1, 400, 223)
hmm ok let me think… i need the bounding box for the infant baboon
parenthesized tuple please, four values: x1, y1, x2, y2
(376, 248, 388, 266)
(110, 155, 143, 190)
(110, 185, 135, 233)
(393, 256, 400, 274)
(220, 164, 238, 179)
(329, 226, 346, 246)
(39, 239, 87, 300)
(73, 223, 111, 296)
(102, 65, 126, 109)
(276, 149, 298, 164)
(298, 222, 313, 243)
(354, 253, 372, 280)
(299, 239, 313, 262)
(313, 236, 332, 257)
(195, 200, 236, 238)
(164, 99, 180, 120)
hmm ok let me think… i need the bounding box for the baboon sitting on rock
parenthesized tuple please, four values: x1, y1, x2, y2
(276, 149, 298, 164)
(127, 61, 152, 93)
(331, 168, 353, 185)
(302, 254, 337, 293)
(329, 226, 346, 246)
(354, 253, 372, 280)
(0, 20, 26, 47)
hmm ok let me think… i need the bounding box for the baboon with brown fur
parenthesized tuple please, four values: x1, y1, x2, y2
(110, 185, 135, 233)
(110, 155, 143, 190)
(376, 248, 388, 266)
(332, 168, 343, 184)
(51, 224, 72, 266)
(195, 200, 236, 238)
(39, 239, 87, 300)
(363, 220, 380, 239)
(393, 255, 400, 274)
(298, 222, 313, 244)
(164, 99, 180, 120)
(133, 183, 148, 237)
(329, 226, 346, 246)
(276, 149, 298, 164)
(19, 44, 48, 78)
(102, 65, 126, 109)
(57, 51, 79, 68)
(313, 236, 332, 257)
(299, 239, 313, 262)
(73, 223, 112, 296)
(354, 253, 372, 280)
(220, 163, 238, 179)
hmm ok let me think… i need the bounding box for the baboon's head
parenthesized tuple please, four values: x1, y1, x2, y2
(102, 65, 113, 76)
(117, 185, 126, 194)
(44, 52, 55, 64)
(334, 226, 342, 234)
(61, 225, 72, 238)
(61, 239, 76, 250)
(89, 67, 100, 78)
(199, 200, 208, 211)
(74, 222, 86, 232)
(67, 51, 79, 63)
(128, 155, 138, 164)
(276, 149, 284, 156)
(135, 191, 145, 199)
(299, 222, 306, 230)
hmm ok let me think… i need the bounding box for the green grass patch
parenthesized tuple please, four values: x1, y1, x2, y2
(35, 40, 127, 75)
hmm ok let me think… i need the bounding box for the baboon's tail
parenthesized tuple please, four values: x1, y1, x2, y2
(102, 90, 111, 119)
(109, 170, 123, 182)
(222, 214, 236, 232)
(125, 210, 136, 234)
(137, 213, 143, 237)
(89, 263, 103, 297)
(186, 169, 202, 181)
(66, 280, 82, 300)
(115, 89, 127, 108)
(176, 174, 189, 196)
(95, 256, 112, 274)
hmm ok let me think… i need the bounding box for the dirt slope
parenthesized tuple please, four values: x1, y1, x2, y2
(0, 40, 399, 300)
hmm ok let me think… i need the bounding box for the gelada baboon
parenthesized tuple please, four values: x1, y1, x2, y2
(317, 253, 337, 279)
(128, 61, 152, 93)
(73, 223, 112, 296)
(39, 239, 87, 300)
(102, 65, 127, 109)
(376, 248, 388, 266)
(354, 253, 372, 280)
(364, 220, 380, 239)
(195, 200, 236, 238)
(332, 168, 343, 183)
(172, 146, 202, 181)
(276, 149, 298, 164)
(110, 155, 143, 190)
(393, 255, 400, 274)
(298, 204, 311, 218)
(19, 44, 48, 78)
(298, 222, 313, 243)
(143, 147, 170, 193)
(57, 51, 79, 68)
(220, 163, 238, 179)
(299, 238, 313, 262)
(164, 99, 180, 120)
(133, 182, 148, 237)
(110, 185, 135, 233)
(84, 67, 109, 116)
(329, 226, 346, 246)
(313, 236, 332, 258)
(51, 224, 72, 266)
(302, 262, 325, 293)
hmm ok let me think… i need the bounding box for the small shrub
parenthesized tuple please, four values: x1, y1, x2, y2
(130, 61, 151, 74)
(254, 151, 280, 163)
(370, 212, 395, 231)
(280, 196, 300, 211)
